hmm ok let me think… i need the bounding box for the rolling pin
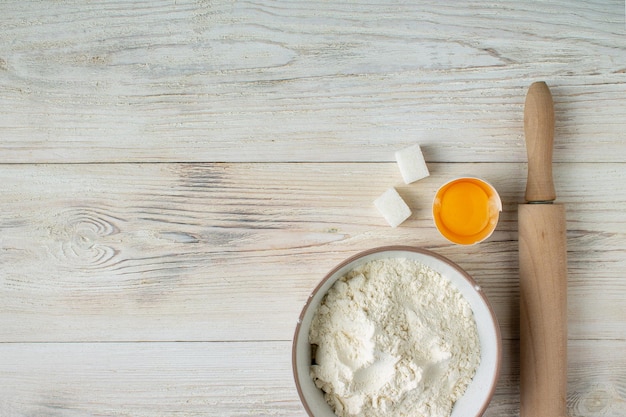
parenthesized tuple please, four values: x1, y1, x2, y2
(519, 81, 568, 417)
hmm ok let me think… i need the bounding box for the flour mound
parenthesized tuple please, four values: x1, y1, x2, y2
(309, 258, 480, 417)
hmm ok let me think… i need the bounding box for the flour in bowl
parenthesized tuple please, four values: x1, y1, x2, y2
(309, 257, 480, 417)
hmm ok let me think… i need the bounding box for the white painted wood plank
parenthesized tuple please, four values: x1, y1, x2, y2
(0, 340, 623, 417)
(1, 1, 625, 163)
(1, 162, 624, 342)
(0, 341, 301, 417)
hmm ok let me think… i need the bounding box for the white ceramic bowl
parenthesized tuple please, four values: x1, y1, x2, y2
(292, 246, 501, 417)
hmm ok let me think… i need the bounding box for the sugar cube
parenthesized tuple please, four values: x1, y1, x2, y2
(374, 187, 412, 227)
(395, 144, 429, 184)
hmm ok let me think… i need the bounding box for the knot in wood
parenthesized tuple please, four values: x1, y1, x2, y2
(54, 208, 120, 270)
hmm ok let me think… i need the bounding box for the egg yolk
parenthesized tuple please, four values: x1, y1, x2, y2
(439, 181, 490, 237)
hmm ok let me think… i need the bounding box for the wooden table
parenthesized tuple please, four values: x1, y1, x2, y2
(1, 2, 625, 416)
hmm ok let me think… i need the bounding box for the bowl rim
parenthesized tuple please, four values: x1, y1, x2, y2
(292, 245, 502, 417)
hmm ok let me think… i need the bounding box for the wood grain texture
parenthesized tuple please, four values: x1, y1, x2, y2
(523, 81, 556, 203)
(1, 2, 625, 416)
(0, 340, 624, 417)
(519, 204, 568, 417)
(0, 341, 301, 417)
(520, 81, 567, 417)
(1, 162, 624, 343)
(1, 0, 625, 163)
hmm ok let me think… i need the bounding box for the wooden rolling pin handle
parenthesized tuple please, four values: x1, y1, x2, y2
(524, 81, 556, 202)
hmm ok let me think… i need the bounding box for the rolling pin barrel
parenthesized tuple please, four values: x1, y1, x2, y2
(519, 204, 568, 417)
